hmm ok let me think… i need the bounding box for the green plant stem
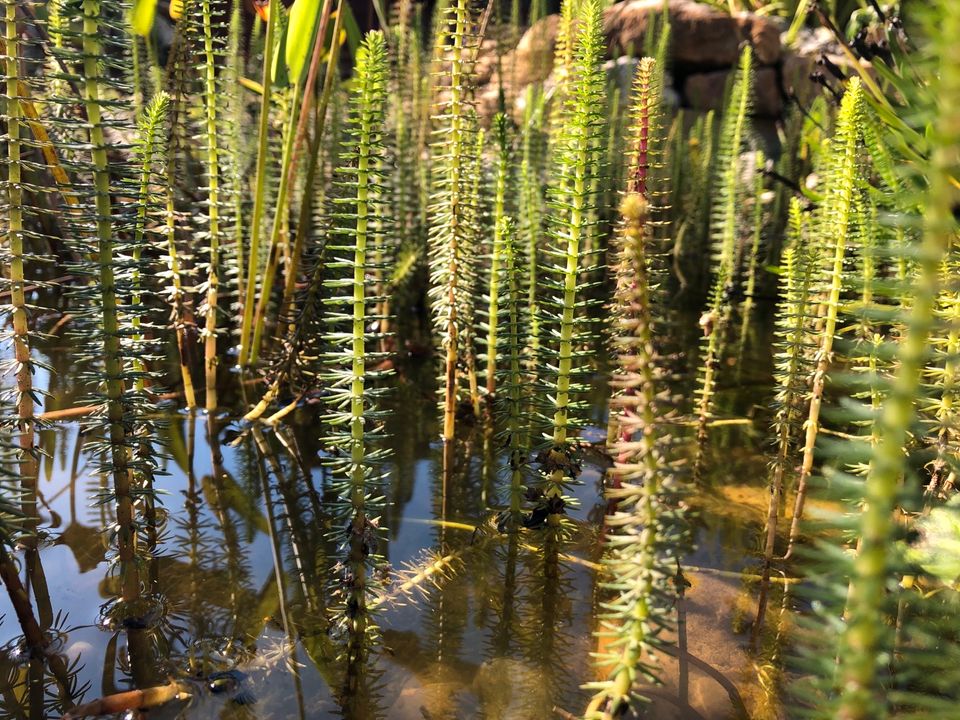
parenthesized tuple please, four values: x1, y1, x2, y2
(82, 0, 137, 602)
(586, 194, 660, 717)
(485, 118, 509, 399)
(163, 37, 198, 409)
(785, 80, 862, 559)
(131, 97, 167, 397)
(239, 0, 278, 367)
(755, 232, 812, 633)
(837, 13, 959, 713)
(735, 154, 765, 377)
(692, 47, 752, 484)
(200, 0, 222, 409)
(437, 0, 470, 443)
(346, 101, 372, 648)
(501, 217, 525, 523)
(5, 0, 38, 539)
(250, 79, 303, 365)
(277, 0, 340, 338)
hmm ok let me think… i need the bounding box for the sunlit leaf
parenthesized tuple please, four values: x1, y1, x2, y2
(130, 0, 157, 35)
(285, 0, 324, 85)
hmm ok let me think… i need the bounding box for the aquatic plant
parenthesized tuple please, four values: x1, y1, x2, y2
(483, 114, 514, 401)
(49, 0, 167, 603)
(834, 8, 960, 715)
(0, 0, 49, 541)
(586, 192, 682, 716)
(692, 45, 753, 482)
(5, 0, 960, 716)
(160, 4, 200, 410)
(755, 200, 815, 627)
(428, 0, 482, 443)
(535, 0, 606, 528)
(518, 85, 548, 385)
(238, 0, 281, 367)
(734, 150, 767, 373)
(320, 29, 391, 662)
(494, 216, 528, 527)
(195, 0, 227, 409)
(785, 77, 865, 558)
(584, 56, 688, 718)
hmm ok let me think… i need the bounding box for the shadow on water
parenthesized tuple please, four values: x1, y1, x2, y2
(0, 316, 792, 720)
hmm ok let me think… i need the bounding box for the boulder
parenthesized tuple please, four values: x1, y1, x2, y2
(683, 65, 782, 116)
(510, 0, 782, 88)
(512, 13, 559, 87)
(781, 27, 853, 106)
(606, 0, 781, 66)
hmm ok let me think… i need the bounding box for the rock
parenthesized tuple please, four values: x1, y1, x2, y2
(780, 51, 818, 105)
(513, 13, 559, 87)
(683, 65, 782, 116)
(389, 678, 463, 720)
(788, 25, 841, 58)
(605, 55, 640, 96)
(604, 57, 680, 109)
(474, 37, 501, 87)
(509, 0, 782, 89)
(606, 0, 781, 66)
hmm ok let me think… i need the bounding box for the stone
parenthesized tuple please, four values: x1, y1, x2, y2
(781, 27, 862, 107)
(474, 37, 502, 87)
(683, 66, 782, 117)
(509, 0, 782, 90)
(606, 0, 782, 66)
(511, 14, 558, 87)
(780, 50, 818, 105)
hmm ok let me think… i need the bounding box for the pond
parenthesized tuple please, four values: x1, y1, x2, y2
(0, 307, 795, 720)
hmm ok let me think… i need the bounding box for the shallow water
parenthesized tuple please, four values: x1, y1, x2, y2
(0, 318, 789, 720)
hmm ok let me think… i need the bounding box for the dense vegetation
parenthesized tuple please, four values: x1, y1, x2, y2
(2, 0, 960, 717)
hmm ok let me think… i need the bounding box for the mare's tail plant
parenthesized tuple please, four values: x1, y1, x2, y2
(51, 0, 165, 603)
(755, 200, 815, 629)
(1, 0, 51, 541)
(797, 4, 960, 713)
(585, 57, 687, 718)
(494, 216, 528, 528)
(586, 197, 684, 720)
(692, 45, 753, 483)
(483, 113, 514, 402)
(535, 0, 606, 531)
(428, 0, 481, 443)
(519, 86, 547, 388)
(321, 30, 392, 665)
(785, 77, 865, 558)
(734, 150, 767, 375)
(196, 0, 226, 409)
